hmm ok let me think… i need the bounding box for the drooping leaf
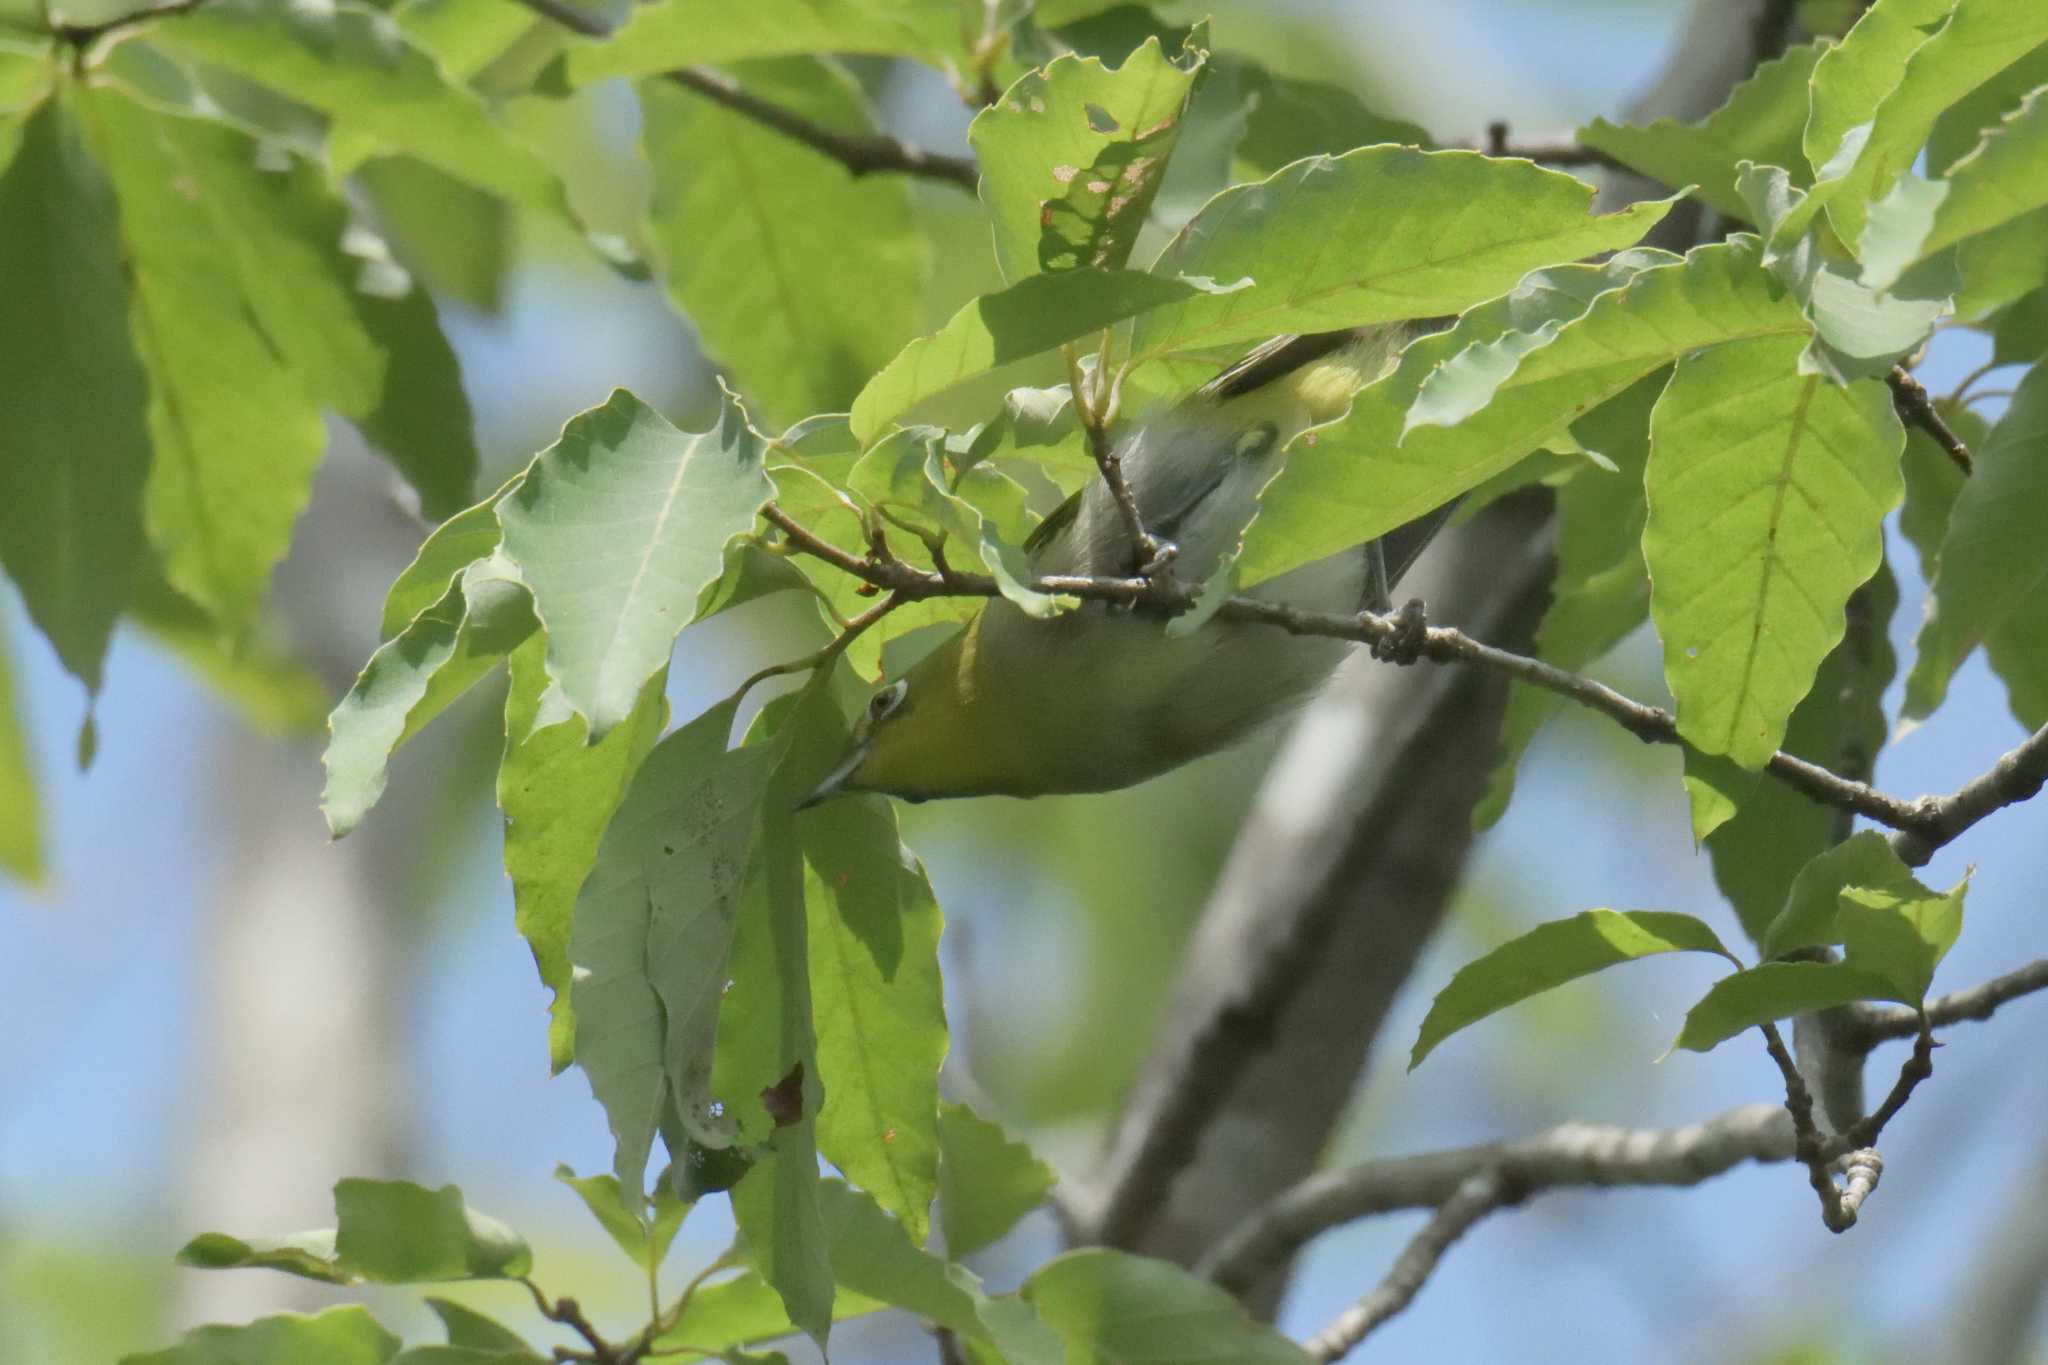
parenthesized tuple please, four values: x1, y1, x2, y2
(1023, 1249, 1309, 1365)
(175, 1230, 353, 1284)
(381, 485, 517, 639)
(1130, 147, 1678, 363)
(501, 636, 667, 1073)
(970, 30, 1206, 279)
(937, 1101, 1056, 1257)
(0, 95, 151, 698)
(571, 695, 770, 1189)
(554, 1163, 690, 1273)
(800, 769, 946, 1243)
(121, 1307, 400, 1365)
(1643, 334, 1903, 769)
(1412, 910, 1736, 1069)
(323, 552, 536, 836)
(849, 269, 1211, 444)
(1674, 960, 1907, 1052)
(0, 626, 40, 882)
(1905, 358, 2048, 718)
(496, 387, 771, 738)
(88, 89, 329, 635)
(1579, 41, 1823, 219)
(640, 61, 927, 427)
(1241, 236, 1807, 589)
(1703, 562, 1897, 942)
(1472, 371, 1662, 830)
(150, 0, 565, 212)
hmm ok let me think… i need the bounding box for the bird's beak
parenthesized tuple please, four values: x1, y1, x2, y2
(795, 743, 868, 811)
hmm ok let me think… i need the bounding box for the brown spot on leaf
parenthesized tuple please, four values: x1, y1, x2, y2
(761, 1063, 805, 1128)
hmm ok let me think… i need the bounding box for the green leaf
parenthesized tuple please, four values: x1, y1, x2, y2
(815, 1179, 1063, 1365)
(1130, 147, 1678, 363)
(322, 551, 536, 836)
(1837, 871, 1968, 1002)
(150, 0, 564, 212)
(970, 30, 1205, 279)
(0, 95, 151, 698)
(0, 626, 40, 882)
(1703, 562, 1897, 942)
(1473, 372, 1661, 830)
(1905, 358, 2048, 718)
(422, 1299, 536, 1355)
(1897, 401, 1979, 580)
(1023, 1248, 1309, 1365)
(1955, 204, 2048, 317)
(1411, 910, 1736, 1069)
(1987, 573, 2048, 730)
(640, 61, 927, 427)
(1812, 0, 2048, 250)
(357, 154, 512, 314)
(722, 684, 835, 1348)
(129, 572, 330, 737)
(802, 772, 946, 1243)
(497, 387, 772, 738)
(86, 90, 328, 635)
(1927, 39, 2048, 173)
(381, 486, 516, 639)
(571, 696, 772, 1188)
(656, 1271, 885, 1356)
(1579, 41, 1823, 219)
(554, 1163, 689, 1273)
(849, 268, 1209, 445)
(501, 636, 667, 1073)
(1860, 90, 2048, 291)
(1760, 830, 1921, 958)
(175, 1230, 352, 1284)
(1644, 334, 1903, 769)
(0, 35, 51, 115)
(332, 1179, 532, 1282)
(937, 1101, 1055, 1257)
(1803, 0, 1955, 187)
(1219, 55, 1428, 178)
(566, 0, 972, 84)
(1674, 960, 1905, 1052)
(1241, 236, 1806, 590)
(121, 1307, 400, 1365)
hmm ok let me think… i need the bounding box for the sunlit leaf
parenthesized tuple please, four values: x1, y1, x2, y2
(1412, 909, 1736, 1069)
(1644, 334, 1902, 769)
(1675, 961, 1905, 1052)
(1131, 147, 1678, 363)
(937, 1101, 1056, 1257)
(331, 1179, 532, 1282)
(496, 387, 771, 738)
(1803, 0, 1954, 187)
(970, 30, 1205, 279)
(554, 1163, 689, 1273)
(1860, 90, 2048, 290)
(567, 0, 973, 84)
(1579, 42, 1822, 219)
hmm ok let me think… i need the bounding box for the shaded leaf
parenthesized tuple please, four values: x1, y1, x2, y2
(1644, 334, 1902, 769)
(332, 1179, 531, 1282)
(1905, 358, 2048, 718)
(1412, 910, 1735, 1069)
(1861, 90, 2048, 292)
(1760, 830, 1923, 959)
(656, 1271, 886, 1357)
(1221, 55, 1428, 177)
(1838, 871, 1968, 1002)
(423, 1299, 535, 1355)
(175, 1230, 352, 1284)
(640, 61, 926, 427)
(1675, 960, 1905, 1052)
(0, 627, 40, 882)
(1131, 147, 1678, 363)
(0, 95, 151, 697)
(554, 1163, 689, 1273)
(121, 1307, 400, 1365)
(937, 1101, 1055, 1257)
(497, 387, 771, 738)
(1023, 1248, 1308, 1365)
(849, 268, 1210, 444)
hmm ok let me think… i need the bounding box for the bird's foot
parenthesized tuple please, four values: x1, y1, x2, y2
(1370, 597, 1429, 665)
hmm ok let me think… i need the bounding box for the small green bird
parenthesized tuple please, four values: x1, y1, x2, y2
(804, 327, 1448, 804)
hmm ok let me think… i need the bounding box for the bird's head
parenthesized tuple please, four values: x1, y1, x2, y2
(797, 625, 1002, 807)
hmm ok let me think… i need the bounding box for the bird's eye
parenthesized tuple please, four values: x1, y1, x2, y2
(868, 682, 907, 723)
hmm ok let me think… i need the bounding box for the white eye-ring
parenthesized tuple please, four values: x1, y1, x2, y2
(868, 681, 908, 723)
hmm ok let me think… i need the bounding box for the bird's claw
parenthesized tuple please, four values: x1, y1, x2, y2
(1370, 597, 1429, 664)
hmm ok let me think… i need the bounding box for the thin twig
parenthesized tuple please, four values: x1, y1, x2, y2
(1467, 123, 1622, 168)
(507, 0, 979, 191)
(1200, 1103, 1794, 1293)
(730, 590, 905, 701)
(759, 500, 2048, 859)
(1828, 1015, 1935, 1157)
(1758, 1021, 1862, 1230)
(1066, 345, 1167, 574)
(1843, 959, 2048, 1049)
(47, 0, 204, 45)
(522, 1278, 616, 1360)
(1301, 1169, 1519, 1362)
(1888, 365, 1974, 474)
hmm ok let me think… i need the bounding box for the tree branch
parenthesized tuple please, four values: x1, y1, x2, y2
(507, 0, 980, 191)
(1198, 1104, 1795, 1294)
(761, 500, 2048, 861)
(1841, 959, 2048, 1050)
(1301, 1169, 1520, 1362)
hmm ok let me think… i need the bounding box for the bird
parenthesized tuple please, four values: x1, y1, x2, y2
(801, 326, 1452, 804)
